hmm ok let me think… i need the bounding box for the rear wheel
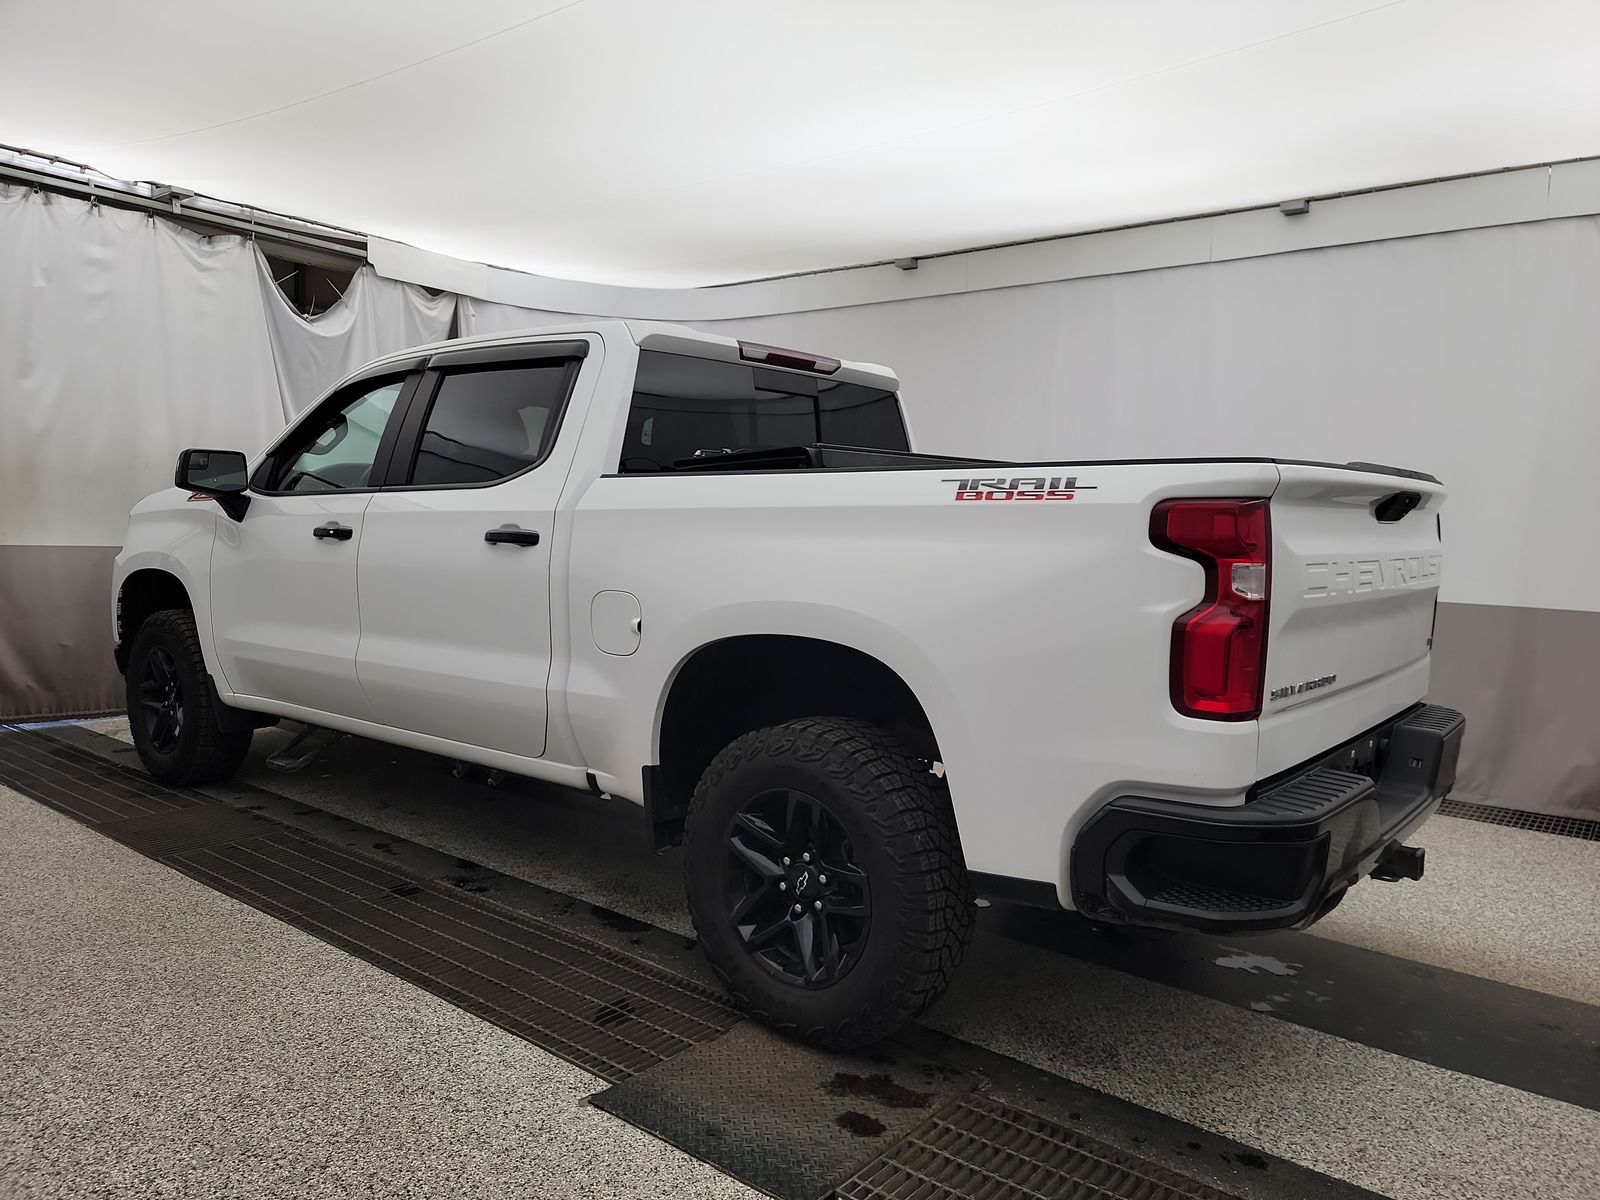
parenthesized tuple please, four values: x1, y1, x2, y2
(683, 717, 973, 1049)
(126, 609, 252, 785)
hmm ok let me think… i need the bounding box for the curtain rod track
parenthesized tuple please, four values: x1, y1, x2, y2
(0, 160, 368, 262)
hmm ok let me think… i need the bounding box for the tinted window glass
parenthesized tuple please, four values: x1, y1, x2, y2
(819, 381, 909, 449)
(268, 380, 403, 492)
(620, 352, 907, 471)
(410, 362, 573, 487)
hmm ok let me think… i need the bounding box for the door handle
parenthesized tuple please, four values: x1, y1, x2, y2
(484, 526, 540, 547)
(313, 523, 354, 541)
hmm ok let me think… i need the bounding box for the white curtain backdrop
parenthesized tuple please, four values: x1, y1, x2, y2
(258, 260, 456, 416)
(455, 296, 571, 338)
(0, 187, 283, 550)
(0, 186, 284, 716)
(0, 191, 453, 717)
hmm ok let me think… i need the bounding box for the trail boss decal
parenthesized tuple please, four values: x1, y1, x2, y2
(943, 475, 1093, 502)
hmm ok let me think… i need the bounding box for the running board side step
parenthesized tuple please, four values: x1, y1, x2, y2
(265, 723, 343, 773)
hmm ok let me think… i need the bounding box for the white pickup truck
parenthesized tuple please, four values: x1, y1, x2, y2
(113, 319, 1464, 1047)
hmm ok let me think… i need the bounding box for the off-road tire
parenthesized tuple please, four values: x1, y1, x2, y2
(126, 609, 252, 785)
(683, 716, 974, 1049)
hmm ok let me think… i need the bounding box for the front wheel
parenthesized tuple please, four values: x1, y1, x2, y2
(683, 717, 974, 1049)
(126, 609, 253, 785)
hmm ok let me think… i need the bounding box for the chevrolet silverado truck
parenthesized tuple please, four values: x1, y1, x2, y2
(112, 319, 1465, 1048)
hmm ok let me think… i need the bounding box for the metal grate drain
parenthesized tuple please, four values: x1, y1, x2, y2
(839, 1093, 1239, 1200)
(1438, 799, 1599, 841)
(293, 882, 738, 1080)
(0, 729, 740, 1081)
(0, 733, 198, 823)
(102, 803, 280, 856)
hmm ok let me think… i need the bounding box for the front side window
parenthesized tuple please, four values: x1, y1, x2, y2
(266, 379, 404, 492)
(620, 351, 908, 471)
(408, 361, 576, 487)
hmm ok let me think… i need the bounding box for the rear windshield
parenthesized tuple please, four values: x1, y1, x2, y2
(619, 350, 908, 472)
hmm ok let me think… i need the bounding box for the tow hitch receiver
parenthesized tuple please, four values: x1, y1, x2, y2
(1373, 843, 1426, 882)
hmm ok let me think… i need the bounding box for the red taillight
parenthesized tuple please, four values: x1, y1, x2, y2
(737, 340, 841, 375)
(1150, 499, 1271, 720)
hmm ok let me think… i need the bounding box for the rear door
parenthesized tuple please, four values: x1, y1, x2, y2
(1258, 464, 1445, 775)
(354, 340, 591, 758)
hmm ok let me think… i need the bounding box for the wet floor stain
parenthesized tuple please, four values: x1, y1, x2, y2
(825, 1073, 932, 1109)
(1250, 990, 1298, 1013)
(1233, 1151, 1269, 1169)
(836, 1111, 886, 1137)
(1213, 950, 1300, 977)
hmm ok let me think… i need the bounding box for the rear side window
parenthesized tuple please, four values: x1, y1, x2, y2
(620, 351, 907, 472)
(409, 361, 576, 487)
(821, 384, 910, 450)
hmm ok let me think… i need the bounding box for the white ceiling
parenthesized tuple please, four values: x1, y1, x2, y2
(3, 0, 1598, 287)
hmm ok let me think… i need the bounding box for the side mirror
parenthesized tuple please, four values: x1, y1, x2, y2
(175, 448, 251, 520)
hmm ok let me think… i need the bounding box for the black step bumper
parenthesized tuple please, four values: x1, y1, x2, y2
(1070, 703, 1466, 932)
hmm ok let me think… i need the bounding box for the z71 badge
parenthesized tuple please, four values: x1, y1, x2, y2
(942, 475, 1092, 502)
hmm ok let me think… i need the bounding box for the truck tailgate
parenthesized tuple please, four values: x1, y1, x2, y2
(1259, 464, 1445, 777)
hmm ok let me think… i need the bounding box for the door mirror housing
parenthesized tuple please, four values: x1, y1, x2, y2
(175, 449, 251, 520)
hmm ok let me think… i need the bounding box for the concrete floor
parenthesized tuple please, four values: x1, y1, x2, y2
(4, 718, 1598, 1200)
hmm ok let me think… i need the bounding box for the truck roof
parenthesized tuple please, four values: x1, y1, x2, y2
(356, 318, 901, 391)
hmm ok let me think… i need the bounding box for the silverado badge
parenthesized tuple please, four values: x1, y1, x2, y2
(1269, 674, 1338, 702)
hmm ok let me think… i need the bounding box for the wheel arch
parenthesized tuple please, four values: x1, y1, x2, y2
(648, 633, 945, 849)
(115, 567, 194, 675)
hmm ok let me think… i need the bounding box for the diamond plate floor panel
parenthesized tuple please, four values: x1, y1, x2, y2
(593, 1021, 977, 1200)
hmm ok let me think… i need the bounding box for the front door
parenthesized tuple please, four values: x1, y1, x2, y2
(210, 374, 411, 720)
(355, 346, 587, 758)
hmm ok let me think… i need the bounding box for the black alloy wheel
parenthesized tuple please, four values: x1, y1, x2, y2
(137, 644, 185, 753)
(124, 608, 254, 785)
(725, 787, 871, 987)
(683, 717, 974, 1049)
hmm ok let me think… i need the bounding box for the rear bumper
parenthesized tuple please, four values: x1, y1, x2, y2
(1070, 702, 1466, 932)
